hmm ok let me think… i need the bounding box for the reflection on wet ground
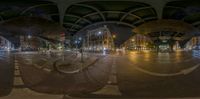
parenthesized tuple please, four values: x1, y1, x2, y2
(0, 51, 14, 97)
(16, 52, 112, 95)
(1, 50, 200, 98)
(116, 50, 200, 98)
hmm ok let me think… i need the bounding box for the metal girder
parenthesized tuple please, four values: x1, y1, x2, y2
(63, 22, 83, 28)
(20, 3, 56, 15)
(82, 11, 142, 19)
(49, 13, 92, 24)
(66, 15, 92, 24)
(104, 11, 142, 19)
(73, 4, 106, 21)
(45, 0, 180, 21)
(69, 12, 157, 32)
(70, 0, 181, 19)
(192, 21, 200, 26)
(68, 0, 175, 5)
(165, 6, 186, 20)
(44, 0, 58, 3)
(173, 32, 181, 37)
(120, 6, 153, 21)
(0, 16, 3, 21)
(165, 6, 185, 10)
(132, 16, 157, 24)
(66, 28, 79, 32)
(76, 21, 136, 33)
(69, 11, 142, 31)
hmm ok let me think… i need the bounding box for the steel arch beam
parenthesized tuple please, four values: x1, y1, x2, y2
(66, 14, 92, 24)
(165, 6, 187, 21)
(165, 6, 185, 10)
(82, 11, 142, 19)
(69, 11, 142, 30)
(120, 6, 153, 21)
(63, 22, 83, 28)
(132, 16, 157, 24)
(76, 21, 136, 33)
(49, 13, 92, 24)
(192, 21, 200, 26)
(73, 4, 106, 21)
(103, 11, 142, 19)
(0, 16, 3, 21)
(66, 28, 79, 32)
(72, 10, 142, 25)
(20, 3, 56, 15)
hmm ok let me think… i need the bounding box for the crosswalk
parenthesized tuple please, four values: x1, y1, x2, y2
(13, 59, 25, 89)
(92, 56, 122, 96)
(0, 51, 10, 61)
(2, 53, 123, 99)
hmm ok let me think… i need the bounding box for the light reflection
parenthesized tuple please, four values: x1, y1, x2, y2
(175, 50, 182, 61)
(193, 50, 200, 58)
(128, 51, 138, 62)
(143, 51, 151, 61)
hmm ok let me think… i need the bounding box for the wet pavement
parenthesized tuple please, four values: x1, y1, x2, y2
(1, 50, 200, 98)
(116, 50, 200, 98)
(0, 51, 14, 97)
(14, 52, 113, 95)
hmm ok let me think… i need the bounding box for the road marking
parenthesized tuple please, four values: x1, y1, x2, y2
(184, 58, 194, 62)
(14, 77, 24, 86)
(93, 56, 122, 96)
(14, 59, 25, 88)
(14, 70, 20, 76)
(43, 68, 52, 72)
(133, 63, 200, 77)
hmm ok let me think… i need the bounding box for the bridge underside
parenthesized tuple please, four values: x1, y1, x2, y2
(1, 0, 200, 99)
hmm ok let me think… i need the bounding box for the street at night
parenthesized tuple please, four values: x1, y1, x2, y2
(116, 50, 200, 98)
(0, 0, 200, 99)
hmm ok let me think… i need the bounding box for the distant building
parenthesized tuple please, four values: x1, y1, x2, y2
(0, 36, 13, 50)
(20, 35, 40, 51)
(173, 41, 181, 50)
(185, 36, 200, 50)
(121, 34, 153, 50)
(84, 25, 115, 52)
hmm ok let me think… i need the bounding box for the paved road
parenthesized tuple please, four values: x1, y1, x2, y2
(2, 50, 200, 98)
(15, 52, 113, 95)
(116, 50, 200, 98)
(0, 51, 14, 97)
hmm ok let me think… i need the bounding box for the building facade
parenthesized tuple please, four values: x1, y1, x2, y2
(121, 34, 153, 50)
(84, 25, 115, 52)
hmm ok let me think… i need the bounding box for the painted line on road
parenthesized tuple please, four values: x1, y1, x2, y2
(133, 63, 200, 77)
(92, 56, 122, 96)
(13, 59, 25, 88)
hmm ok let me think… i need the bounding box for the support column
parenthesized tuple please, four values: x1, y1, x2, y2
(57, 0, 70, 26)
(146, 0, 172, 19)
(151, 3, 165, 19)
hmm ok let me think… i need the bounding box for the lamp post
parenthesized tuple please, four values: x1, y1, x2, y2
(112, 34, 116, 53)
(78, 37, 84, 63)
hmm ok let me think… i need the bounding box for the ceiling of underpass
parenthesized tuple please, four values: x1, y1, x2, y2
(0, 0, 199, 37)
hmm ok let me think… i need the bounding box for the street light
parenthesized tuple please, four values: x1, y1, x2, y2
(98, 31, 102, 35)
(112, 34, 116, 39)
(78, 37, 82, 41)
(28, 35, 32, 39)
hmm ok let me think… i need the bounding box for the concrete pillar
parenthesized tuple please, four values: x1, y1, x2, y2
(56, 0, 70, 25)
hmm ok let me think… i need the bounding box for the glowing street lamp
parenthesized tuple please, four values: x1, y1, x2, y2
(112, 34, 116, 39)
(78, 37, 82, 41)
(28, 35, 32, 39)
(98, 31, 102, 35)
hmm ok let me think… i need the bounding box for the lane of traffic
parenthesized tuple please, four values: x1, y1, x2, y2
(116, 51, 200, 98)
